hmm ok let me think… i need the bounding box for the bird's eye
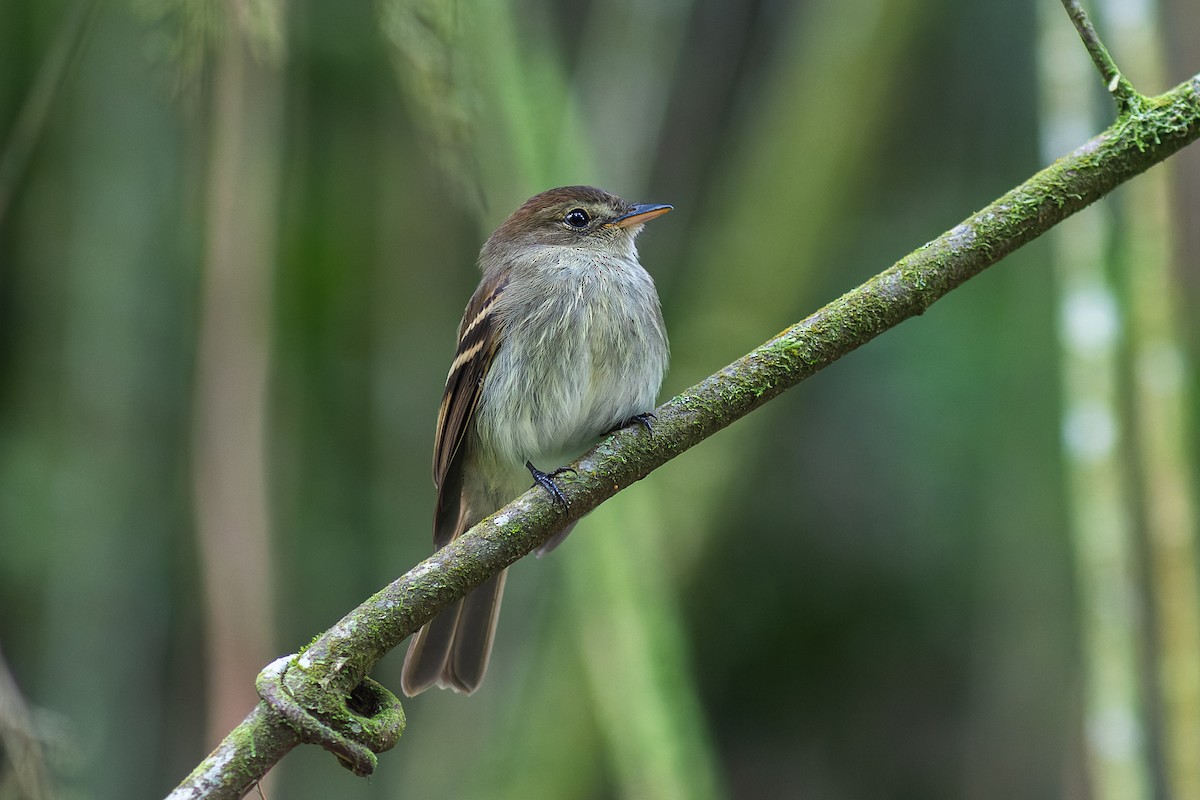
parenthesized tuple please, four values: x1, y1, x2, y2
(564, 208, 590, 228)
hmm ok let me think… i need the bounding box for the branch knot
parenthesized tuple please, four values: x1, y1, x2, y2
(255, 655, 406, 776)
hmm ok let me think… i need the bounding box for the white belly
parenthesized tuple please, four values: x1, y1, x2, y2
(473, 264, 668, 470)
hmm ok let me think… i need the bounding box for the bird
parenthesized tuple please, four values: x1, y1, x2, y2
(400, 185, 672, 696)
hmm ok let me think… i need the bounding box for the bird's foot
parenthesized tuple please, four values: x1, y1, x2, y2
(526, 461, 573, 509)
(630, 412, 656, 433)
(608, 412, 656, 435)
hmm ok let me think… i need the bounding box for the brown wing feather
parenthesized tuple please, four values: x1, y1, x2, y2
(431, 273, 507, 546)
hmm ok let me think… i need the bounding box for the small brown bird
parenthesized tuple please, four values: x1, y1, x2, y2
(400, 186, 672, 696)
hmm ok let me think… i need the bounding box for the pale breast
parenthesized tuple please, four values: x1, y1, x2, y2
(473, 252, 668, 469)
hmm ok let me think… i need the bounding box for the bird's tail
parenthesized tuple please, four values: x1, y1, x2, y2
(400, 569, 507, 696)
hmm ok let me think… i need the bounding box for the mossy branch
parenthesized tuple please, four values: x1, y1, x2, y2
(166, 69, 1200, 800)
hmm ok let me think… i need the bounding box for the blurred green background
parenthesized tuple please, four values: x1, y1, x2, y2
(2, 0, 1199, 798)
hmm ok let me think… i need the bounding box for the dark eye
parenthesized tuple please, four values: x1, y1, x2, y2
(564, 208, 590, 228)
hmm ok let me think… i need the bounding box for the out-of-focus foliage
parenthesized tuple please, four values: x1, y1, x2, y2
(0, 0, 1198, 798)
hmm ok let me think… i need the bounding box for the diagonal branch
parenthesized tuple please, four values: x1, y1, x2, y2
(167, 71, 1200, 800)
(1060, 0, 1139, 107)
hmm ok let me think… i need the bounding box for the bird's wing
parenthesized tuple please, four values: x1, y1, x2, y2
(432, 272, 508, 547)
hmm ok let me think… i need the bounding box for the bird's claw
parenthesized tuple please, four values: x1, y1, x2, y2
(526, 461, 571, 509)
(629, 412, 656, 434)
(605, 412, 657, 436)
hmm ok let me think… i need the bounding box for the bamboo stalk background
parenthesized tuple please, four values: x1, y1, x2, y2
(1, 1, 1199, 798)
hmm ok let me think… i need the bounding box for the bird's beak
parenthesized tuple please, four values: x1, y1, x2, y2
(609, 203, 673, 228)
